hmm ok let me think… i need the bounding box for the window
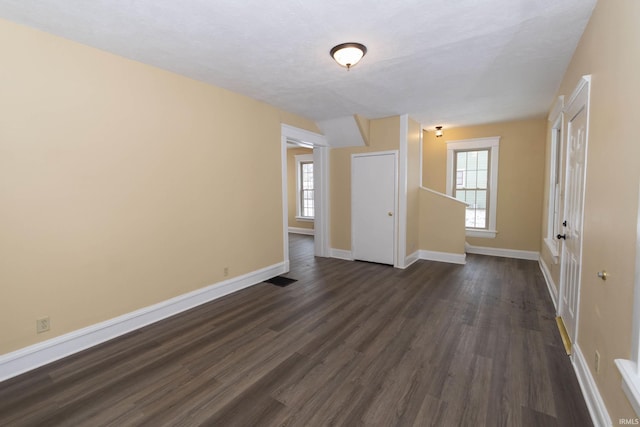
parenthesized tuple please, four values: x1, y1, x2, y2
(295, 154, 314, 220)
(454, 149, 489, 229)
(545, 97, 564, 261)
(615, 182, 640, 418)
(446, 137, 500, 238)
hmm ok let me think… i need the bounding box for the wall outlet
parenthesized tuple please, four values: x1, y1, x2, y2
(223, 267, 229, 277)
(595, 350, 601, 374)
(36, 317, 50, 334)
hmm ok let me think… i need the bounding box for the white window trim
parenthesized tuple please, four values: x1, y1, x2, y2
(295, 216, 314, 222)
(446, 137, 500, 238)
(615, 181, 640, 418)
(295, 154, 314, 220)
(544, 96, 564, 263)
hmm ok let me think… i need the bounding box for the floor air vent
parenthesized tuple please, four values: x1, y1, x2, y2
(264, 276, 297, 287)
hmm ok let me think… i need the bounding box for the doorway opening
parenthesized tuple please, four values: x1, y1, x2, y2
(280, 125, 328, 273)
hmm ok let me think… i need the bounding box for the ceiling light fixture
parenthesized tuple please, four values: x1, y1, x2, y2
(435, 126, 443, 138)
(330, 42, 367, 70)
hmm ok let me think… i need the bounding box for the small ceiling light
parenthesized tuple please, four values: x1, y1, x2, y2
(435, 126, 443, 138)
(330, 42, 367, 70)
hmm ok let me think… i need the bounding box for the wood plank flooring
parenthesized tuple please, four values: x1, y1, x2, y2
(0, 234, 593, 426)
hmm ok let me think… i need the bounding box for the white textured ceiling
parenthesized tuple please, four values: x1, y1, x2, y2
(0, 0, 596, 129)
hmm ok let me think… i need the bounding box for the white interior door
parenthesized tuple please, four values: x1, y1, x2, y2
(558, 77, 590, 345)
(352, 152, 397, 265)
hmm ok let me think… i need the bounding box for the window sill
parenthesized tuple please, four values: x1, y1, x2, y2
(466, 229, 497, 238)
(544, 237, 560, 264)
(616, 359, 640, 417)
(295, 216, 314, 222)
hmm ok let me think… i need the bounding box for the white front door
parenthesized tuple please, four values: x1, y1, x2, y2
(558, 76, 591, 345)
(352, 152, 397, 265)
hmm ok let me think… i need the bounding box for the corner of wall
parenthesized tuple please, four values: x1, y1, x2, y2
(354, 114, 371, 146)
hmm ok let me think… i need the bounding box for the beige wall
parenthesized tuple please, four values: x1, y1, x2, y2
(330, 116, 400, 251)
(354, 114, 371, 146)
(422, 118, 546, 252)
(406, 118, 421, 256)
(0, 19, 317, 354)
(279, 111, 321, 134)
(287, 147, 314, 230)
(419, 189, 466, 255)
(540, 0, 640, 420)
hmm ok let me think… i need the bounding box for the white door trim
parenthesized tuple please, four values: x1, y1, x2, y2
(313, 146, 330, 257)
(351, 150, 399, 266)
(281, 125, 329, 271)
(397, 114, 409, 268)
(558, 74, 591, 347)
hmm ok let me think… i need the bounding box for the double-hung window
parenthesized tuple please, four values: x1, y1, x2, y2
(295, 154, 314, 220)
(446, 137, 500, 238)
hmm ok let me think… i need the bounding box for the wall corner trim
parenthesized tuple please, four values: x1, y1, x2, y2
(539, 257, 558, 311)
(329, 248, 354, 261)
(0, 261, 287, 383)
(573, 344, 613, 427)
(401, 250, 420, 269)
(419, 250, 466, 265)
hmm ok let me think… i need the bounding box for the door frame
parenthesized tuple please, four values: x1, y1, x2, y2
(281, 125, 329, 271)
(351, 150, 399, 267)
(557, 75, 591, 348)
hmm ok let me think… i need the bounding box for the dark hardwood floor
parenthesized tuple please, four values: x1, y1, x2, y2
(0, 234, 592, 426)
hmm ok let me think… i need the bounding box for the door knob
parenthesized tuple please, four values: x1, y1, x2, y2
(557, 234, 566, 240)
(388, 212, 393, 216)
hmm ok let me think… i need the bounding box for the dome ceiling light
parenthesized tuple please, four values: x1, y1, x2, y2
(330, 42, 367, 70)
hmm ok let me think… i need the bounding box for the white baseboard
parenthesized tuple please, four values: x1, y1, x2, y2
(539, 257, 558, 311)
(401, 250, 420, 269)
(419, 250, 466, 265)
(465, 242, 540, 261)
(0, 261, 287, 383)
(572, 344, 612, 427)
(288, 227, 315, 236)
(329, 248, 353, 261)
(329, 249, 463, 267)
